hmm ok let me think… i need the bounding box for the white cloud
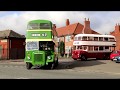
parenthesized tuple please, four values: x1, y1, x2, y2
(0, 11, 120, 35)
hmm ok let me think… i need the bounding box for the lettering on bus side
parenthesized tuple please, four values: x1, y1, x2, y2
(32, 33, 47, 37)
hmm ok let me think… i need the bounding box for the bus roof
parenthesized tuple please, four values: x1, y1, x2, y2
(75, 34, 115, 38)
(28, 20, 52, 24)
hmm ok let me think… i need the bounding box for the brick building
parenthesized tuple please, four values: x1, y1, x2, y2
(110, 23, 120, 50)
(55, 18, 101, 55)
(0, 30, 25, 60)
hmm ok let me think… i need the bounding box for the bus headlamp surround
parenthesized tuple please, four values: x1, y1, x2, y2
(27, 56, 31, 60)
(47, 56, 51, 60)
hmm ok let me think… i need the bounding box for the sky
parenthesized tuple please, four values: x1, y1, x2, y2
(0, 11, 120, 35)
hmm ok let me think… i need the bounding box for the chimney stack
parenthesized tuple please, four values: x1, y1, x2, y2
(115, 23, 120, 34)
(66, 19, 70, 26)
(53, 24, 56, 28)
(84, 18, 90, 28)
(82, 18, 91, 34)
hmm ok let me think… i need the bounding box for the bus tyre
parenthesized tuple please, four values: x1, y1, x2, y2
(55, 58, 58, 66)
(73, 58, 77, 60)
(51, 63, 55, 69)
(26, 62, 32, 70)
(81, 55, 87, 61)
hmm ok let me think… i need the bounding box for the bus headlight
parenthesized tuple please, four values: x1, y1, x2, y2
(47, 56, 51, 60)
(27, 56, 31, 60)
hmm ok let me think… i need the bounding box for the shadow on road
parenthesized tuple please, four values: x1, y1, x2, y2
(29, 59, 107, 70)
(55, 59, 107, 70)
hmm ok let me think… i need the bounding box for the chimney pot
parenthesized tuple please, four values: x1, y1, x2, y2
(66, 19, 70, 26)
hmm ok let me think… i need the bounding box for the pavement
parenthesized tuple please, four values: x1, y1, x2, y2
(0, 57, 72, 64)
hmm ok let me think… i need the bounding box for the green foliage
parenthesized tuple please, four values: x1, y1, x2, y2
(59, 41, 65, 57)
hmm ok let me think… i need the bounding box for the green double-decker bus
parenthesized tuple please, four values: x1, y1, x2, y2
(24, 20, 58, 69)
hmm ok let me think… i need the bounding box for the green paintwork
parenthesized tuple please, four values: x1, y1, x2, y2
(25, 50, 54, 66)
(26, 30, 52, 39)
(24, 20, 56, 68)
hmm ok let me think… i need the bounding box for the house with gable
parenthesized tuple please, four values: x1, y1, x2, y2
(55, 18, 101, 56)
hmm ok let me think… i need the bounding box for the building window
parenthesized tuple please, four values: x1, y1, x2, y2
(65, 35, 71, 42)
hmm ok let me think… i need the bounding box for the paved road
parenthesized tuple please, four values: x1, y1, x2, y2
(0, 59, 120, 79)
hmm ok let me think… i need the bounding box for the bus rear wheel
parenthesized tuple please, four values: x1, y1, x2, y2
(81, 55, 87, 61)
(26, 62, 32, 70)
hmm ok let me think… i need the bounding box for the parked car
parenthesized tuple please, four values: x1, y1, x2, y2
(113, 55, 120, 63)
(110, 50, 120, 60)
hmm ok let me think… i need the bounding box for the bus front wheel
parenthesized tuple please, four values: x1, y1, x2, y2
(26, 62, 32, 70)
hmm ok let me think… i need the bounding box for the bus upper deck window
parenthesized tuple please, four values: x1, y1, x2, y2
(74, 37, 77, 40)
(88, 37, 94, 41)
(99, 37, 103, 41)
(40, 23, 51, 29)
(104, 37, 108, 41)
(78, 37, 81, 40)
(109, 38, 115, 41)
(94, 37, 98, 41)
(28, 23, 39, 29)
(82, 36, 87, 41)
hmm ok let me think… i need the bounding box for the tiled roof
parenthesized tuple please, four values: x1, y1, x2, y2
(56, 22, 100, 37)
(0, 30, 25, 38)
(56, 23, 79, 37)
(92, 30, 101, 34)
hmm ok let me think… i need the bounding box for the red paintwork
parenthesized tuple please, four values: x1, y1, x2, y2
(110, 50, 120, 60)
(72, 50, 111, 60)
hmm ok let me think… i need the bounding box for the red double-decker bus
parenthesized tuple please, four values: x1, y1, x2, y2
(72, 34, 116, 60)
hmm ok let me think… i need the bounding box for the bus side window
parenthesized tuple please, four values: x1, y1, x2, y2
(104, 37, 108, 41)
(109, 38, 115, 41)
(74, 37, 77, 40)
(94, 37, 98, 41)
(78, 37, 81, 40)
(73, 46, 76, 50)
(88, 37, 94, 41)
(82, 36, 87, 41)
(99, 37, 103, 41)
(94, 46, 98, 51)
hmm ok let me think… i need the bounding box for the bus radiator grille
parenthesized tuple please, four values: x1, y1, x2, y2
(34, 54, 43, 62)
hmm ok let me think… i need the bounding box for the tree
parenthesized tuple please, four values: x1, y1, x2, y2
(59, 41, 65, 57)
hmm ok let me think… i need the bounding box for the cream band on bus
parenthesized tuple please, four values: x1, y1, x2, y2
(72, 34, 116, 60)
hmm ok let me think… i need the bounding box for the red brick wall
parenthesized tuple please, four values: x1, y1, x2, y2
(110, 24, 120, 50)
(0, 39, 8, 59)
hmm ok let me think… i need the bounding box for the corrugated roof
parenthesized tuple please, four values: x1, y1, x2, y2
(0, 30, 25, 38)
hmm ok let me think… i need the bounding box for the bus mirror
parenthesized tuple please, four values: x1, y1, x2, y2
(23, 42, 26, 45)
